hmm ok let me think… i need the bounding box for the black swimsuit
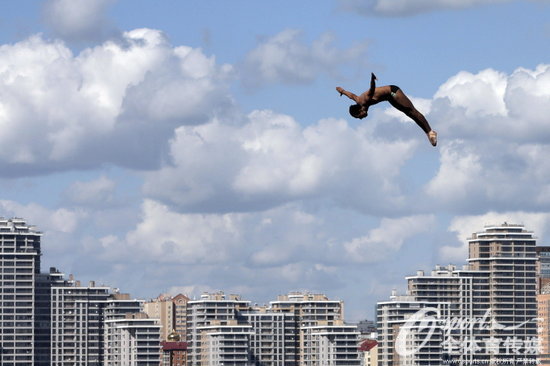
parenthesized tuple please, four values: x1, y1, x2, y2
(390, 85, 400, 98)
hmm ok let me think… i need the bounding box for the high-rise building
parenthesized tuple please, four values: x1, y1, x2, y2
(186, 291, 360, 366)
(104, 311, 162, 365)
(49, 270, 161, 366)
(468, 223, 538, 363)
(537, 246, 550, 293)
(50, 273, 111, 365)
(35, 268, 65, 365)
(0, 218, 42, 365)
(185, 292, 252, 365)
(539, 247, 550, 365)
(377, 292, 453, 366)
(173, 293, 189, 339)
(243, 309, 297, 365)
(270, 291, 354, 365)
(377, 223, 539, 365)
(144, 294, 176, 341)
(144, 293, 189, 342)
(538, 293, 550, 365)
(301, 322, 361, 365)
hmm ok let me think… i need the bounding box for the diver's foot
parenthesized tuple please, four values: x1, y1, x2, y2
(428, 130, 437, 147)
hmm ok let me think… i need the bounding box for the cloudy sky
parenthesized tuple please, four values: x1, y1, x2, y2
(1, 0, 549, 321)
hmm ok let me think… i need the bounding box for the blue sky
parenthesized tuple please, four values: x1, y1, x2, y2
(0, 0, 549, 321)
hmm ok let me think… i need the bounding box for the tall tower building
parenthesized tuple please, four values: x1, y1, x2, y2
(50, 271, 161, 366)
(173, 294, 189, 339)
(242, 309, 297, 365)
(50, 273, 112, 365)
(536, 246, 550, 293)
(538, 293, 550, 365)
(270, 292, 360, 366)
(185, 292, 252, 365)
(144, 294, 176, 341)
(377, 292, 453, 366)
(185, 291, 360, 366)
(0, 218, 42, 365)
(377, 223, 538, 365)
(467, 223, 538, 363)
(144, 293, 189, 341)
(104, 309, 162, 365)
(538, 247, 550, 365)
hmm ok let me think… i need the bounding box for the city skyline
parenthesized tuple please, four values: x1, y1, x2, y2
(2, 216, 544, 364)
(0, 0, 549, 321)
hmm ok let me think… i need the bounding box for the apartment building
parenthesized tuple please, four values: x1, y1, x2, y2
(537, 246, 550, 293)
(243, 310, 297, 365)
(377, 223, 538, 365)
(0, 218, 42, 365)
(173, 293, 189, 339)
(538, 247, 550, 365)
(186, 292, 252, 365)
(49, 270, 161, 365)
(468, 223, 538, 364)
(50, 274, 111, 365)
(144, 294, 176, 341)
(144, 293, 189, 341)
(302, 322, 361, 365)
(103, 295, 161, 365)
(35, 268, 65, 365)
(377, 293, 453, 366)
(270, 292, 349, 364)
(186, 291, 360, 366)
(104, 312, 161, 365)
(1, 216, 359, 365)
(539, 293, 550, 365)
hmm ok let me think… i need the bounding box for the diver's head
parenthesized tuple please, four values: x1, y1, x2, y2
(349, 104, 367, 119)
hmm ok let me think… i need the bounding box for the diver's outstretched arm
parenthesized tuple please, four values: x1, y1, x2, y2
(336, 87, 360, 103)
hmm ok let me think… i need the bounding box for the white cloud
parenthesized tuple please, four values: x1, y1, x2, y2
(0, 200, 86, 235)
(0, 29, 233, 175)
(79, 192, 450, 315)
(101, 200, 326, 266)
(120, 200, 245, 264)
(339, 0, 512, 16)
(434, 69, 508, 117)
(240, 29, 368, 88)
(143, 110, 416, 214)
(440, 212, 550, 262)
(425, 65, 550, 212)
(342, 215, 436, 262)
(63, 176, 116, 206)
(43, 0, 118, 43)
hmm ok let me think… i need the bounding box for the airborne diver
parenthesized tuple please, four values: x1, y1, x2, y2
(336, 73, 437, 146)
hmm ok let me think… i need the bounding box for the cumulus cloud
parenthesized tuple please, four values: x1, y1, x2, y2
(338, 0, 512, 16)
(342, 215, 436, 262)
(118, 200, 245, 264)
(100, 200, 327, 266)
(425, 64, 550, 212)
(0, 29, 233, 176)
(0, 199, 86, 234)
(142, 110, 417, 215)
(240, 29, 369, 88)
(440, 212, 550, 262)
(43, 0, 118, 43)
(89, 198, 429, 301)
(63, 176, 116, 207)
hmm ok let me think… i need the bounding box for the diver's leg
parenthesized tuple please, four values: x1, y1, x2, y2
(389, 89, 437, 146)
